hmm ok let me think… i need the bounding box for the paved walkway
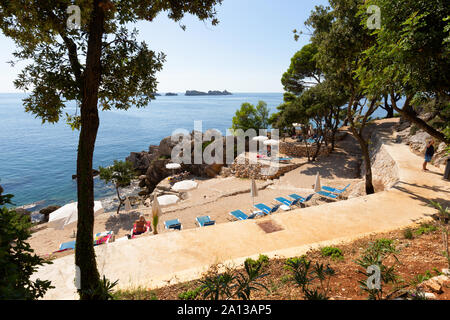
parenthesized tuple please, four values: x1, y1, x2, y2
(33, 119, 449, 299)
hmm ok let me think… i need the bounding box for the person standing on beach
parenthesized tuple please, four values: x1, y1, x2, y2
(423, 139, 435, 171)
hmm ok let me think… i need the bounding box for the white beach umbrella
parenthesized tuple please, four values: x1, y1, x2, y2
(252, 136, 269, 142)
(263, 139, 279, 146)
(124, 196, 132, 212)
(250, 179, 258, 205)
(166, 163, 181, 176)
(166, 163, 181, 170)
(48, 201, 104, 230)
(157, 194, 179, 207)
(172, 180, 198, 192)
(314, 172, 321, 192)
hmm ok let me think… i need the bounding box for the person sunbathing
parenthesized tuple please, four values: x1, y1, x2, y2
(134, 215, 148, 235)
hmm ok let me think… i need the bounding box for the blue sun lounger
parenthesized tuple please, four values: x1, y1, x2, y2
(58, 240, 76, 252)
(229, 210, 258, 221)
(289, 193, 314, 203)
(196, 216, 216, 227)
(275, 197, 301, 208)
(164, 219, 182, 230)
(322, 184, 350, 194)
(254, 203, 281, 215)
(316, 190, 339, 200)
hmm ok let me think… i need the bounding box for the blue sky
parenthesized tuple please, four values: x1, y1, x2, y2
(0, 0, 329, 93)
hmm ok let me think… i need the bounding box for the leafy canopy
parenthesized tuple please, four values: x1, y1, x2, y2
(0, 0, 223, 127)
(231, 101, 270, 132)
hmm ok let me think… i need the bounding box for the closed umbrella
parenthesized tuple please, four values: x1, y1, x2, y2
(314, 172, 321, 192)
(124, 196, 132, 212)
(250, 179, 258, 205)
(48, 201, 104, 230)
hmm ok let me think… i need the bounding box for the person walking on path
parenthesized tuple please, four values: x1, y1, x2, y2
(423, 139, 435, 171)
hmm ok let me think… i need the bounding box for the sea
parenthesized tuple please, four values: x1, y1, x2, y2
(0, 92, 389, 221)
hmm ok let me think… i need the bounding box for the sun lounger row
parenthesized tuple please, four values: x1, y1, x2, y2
(56, 231, 114, 253)
(229, 184, 351, 221)
(163, 216, 216, 231)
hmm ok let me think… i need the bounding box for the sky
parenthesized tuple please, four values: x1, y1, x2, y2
(0, 0, 330, 93)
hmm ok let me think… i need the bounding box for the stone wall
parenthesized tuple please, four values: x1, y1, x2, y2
(279, 141, 330, 158)
(231, 155, 302, 180)
(362, 127, 400, 190)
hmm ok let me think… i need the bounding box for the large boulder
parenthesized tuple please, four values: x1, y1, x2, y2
(126, 151, 155, 175)
(39, 205, 61, 223)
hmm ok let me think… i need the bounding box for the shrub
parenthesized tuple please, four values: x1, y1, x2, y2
(403, 228, 414, 239)
(321, 247, 344, 260)
(0, 186, 53, 299)
(284, 256, 335, 300)
(178, 287, 203, 300)
(414, 223, 437, 236)
(354, 239, 399, 300)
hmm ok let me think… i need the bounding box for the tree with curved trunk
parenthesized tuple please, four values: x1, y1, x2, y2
(99, 160, 135, 215)
(0, 0, 222, 299)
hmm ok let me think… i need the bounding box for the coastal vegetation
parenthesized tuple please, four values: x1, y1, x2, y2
(267, 0, 450, 194)
(0, 185, 53, 299)
(231, 101, 270, 132)
(115, 220, 450, 300)
(0, 0, 223, 299)
(98, 160, 136, 215)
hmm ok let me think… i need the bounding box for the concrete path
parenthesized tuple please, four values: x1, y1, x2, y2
(32, 119, 449, 299)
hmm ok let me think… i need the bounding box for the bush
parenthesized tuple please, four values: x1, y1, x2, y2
(178, 287, 203, 300)
(403, 228, 414, 239)
(321, 247, 344, 260)
(414, 223, 437, 236)
(0, 186, 53, 299)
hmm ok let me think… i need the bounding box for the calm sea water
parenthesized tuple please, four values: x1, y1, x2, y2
(0, 92, 391, 217)
(0, 93, 287, 214)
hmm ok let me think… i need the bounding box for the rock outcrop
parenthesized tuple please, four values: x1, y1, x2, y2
(185, 90, 232, 96)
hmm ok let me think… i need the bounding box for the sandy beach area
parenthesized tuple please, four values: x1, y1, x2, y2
(29, 130, 364, 257)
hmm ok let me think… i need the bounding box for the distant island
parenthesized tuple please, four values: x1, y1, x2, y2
(185, 90, 232, 96)
(165, 93, 178, 96)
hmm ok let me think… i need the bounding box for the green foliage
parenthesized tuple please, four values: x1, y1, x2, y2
(414, 222, 437, 236)
(99, 160, 136, 214)
(80, 275, 118, 300)
(198, 266, 235, 300)
(403, 228, 414, 240)
(0, 186, 53, 299)
(114, 287, 158, 300)
(99, 160, 135, 188)
(355, 239, 400, 300)
(284, 256, 335, 300)
(178, 286, 203, 300)
(428, 201, 450, 268)
(321, 247, 344, 260)
(231, 101, 270, 132)
(410, 269, 442, 288)
(281, 43, 322, 95)
(234, 258, 269, 300)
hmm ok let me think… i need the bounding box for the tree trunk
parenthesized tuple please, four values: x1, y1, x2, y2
(115, 185, 124, 215)
(347, 97, 375, 195)
(75, 0, 106, 300)
(391, 93, 449, 144)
